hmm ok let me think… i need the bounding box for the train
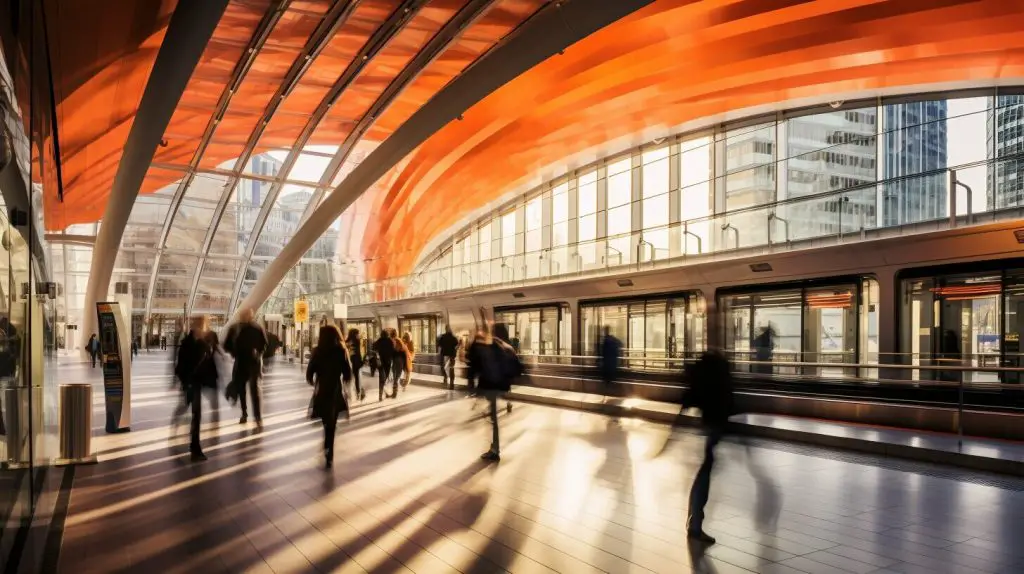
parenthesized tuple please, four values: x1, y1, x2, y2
(330, 219, 1024, 439)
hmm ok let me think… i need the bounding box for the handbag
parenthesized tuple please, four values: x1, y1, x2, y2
(308, 381, 320, 420)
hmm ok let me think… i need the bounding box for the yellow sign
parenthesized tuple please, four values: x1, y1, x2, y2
(294, 300, 309, 324)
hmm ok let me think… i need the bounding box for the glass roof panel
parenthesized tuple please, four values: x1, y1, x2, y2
(251, 183, 315, 258)
(164, 172, 231, 252)
(328, 140, 379, 187)
(152, 253, 200, 311)
(128, 195, 173, 227)
(241, 151, 286, 178)
(207, 178, 274, 257)
(193, 258, 244, 312)
(288, 153, 333, 184)
(113, 249, 158, 279)
(122, 223, 163, 250)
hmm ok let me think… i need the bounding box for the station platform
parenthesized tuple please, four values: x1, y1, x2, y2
(407, 373, 1024, 477)
(51, 357, 1024, 573)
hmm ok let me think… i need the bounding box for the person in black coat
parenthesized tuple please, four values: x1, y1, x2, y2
(372, 330, 395, 401)
(681, 350, 735, 545)
(175, 316, 220, 461)
(437, 325, 460, 390)
(346, 328, 366, 402)
(466, 323, 522, 462)
(306, 325, 353, 468)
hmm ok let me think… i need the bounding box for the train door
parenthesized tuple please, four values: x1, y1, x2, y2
(627, 302, 645, 368)
(934, 275, 1000, 384)
(669, 298, 687, 361)
(803, 285, 857, 378)
(1004, 271, 1024, 384)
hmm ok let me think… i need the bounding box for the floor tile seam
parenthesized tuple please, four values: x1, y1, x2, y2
(334, 470, 658, 574)
(827, 535, 1007, 571)
(410, 472, 695, 552)
(803, 548, 901, 573)
(288, 492, 408, 574)
(305, 478, 523, 574)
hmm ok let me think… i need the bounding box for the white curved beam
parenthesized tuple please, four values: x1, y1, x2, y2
(80, 0, 229, 347)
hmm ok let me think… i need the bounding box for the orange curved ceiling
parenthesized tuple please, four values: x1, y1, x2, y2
(39, 0, 548, 231)
(361, 0, 1024, 280)
(35, 0, 178, 230)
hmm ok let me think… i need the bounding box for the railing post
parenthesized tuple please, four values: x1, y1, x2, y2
(957, 368, 965, 448)
(949, 169, 958, 228)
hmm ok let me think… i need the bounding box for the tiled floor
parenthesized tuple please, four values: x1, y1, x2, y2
(58, 357, 1024, 573)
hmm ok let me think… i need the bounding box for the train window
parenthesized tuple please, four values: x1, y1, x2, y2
(902, 272, 1004, 385)
(804, 285, 858, 377)
(581, 293, 705, 370)
(496, 305, 566, 358)
(721, 283, 874, 377)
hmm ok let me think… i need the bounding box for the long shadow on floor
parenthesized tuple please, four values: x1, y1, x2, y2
(59, 395, 464, 573)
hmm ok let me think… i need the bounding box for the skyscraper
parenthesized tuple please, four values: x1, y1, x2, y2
(882, 101, 949, 226)
(988, 95, 1024, 209)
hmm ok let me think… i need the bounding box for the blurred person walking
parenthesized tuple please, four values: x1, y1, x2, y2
(390, 329, 407, 398)
(346, 328, 366, 402)
(599, 326, 622, 389)
(466, 323, 522, 462)
(87, 333, 100, 368)
(681, 350, 735, 545)
(306, 325, 352, 469)
(437, 326, 459, 390)
(174, 316, 220, 461)
(400, 331, 415, 390)
(372, 330, 395, 401)
(225, 308, 269, 427)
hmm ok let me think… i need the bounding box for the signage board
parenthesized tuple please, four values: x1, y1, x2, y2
(97, 302, 132, 433)
(294, 299, 310, 324)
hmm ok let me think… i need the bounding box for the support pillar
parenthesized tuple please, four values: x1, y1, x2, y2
(80, 0, 229, 351)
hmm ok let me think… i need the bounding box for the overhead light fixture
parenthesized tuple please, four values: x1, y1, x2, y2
(617, 279, 633, 287)
(750, 263, 773, 272)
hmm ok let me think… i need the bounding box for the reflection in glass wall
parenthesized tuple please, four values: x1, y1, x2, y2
(883, 100, 948, 225)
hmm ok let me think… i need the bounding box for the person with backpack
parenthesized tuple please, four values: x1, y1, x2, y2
(224, 308, 269, 427)
(466, 323, 522, 462)
(681, 350, 736, 545)
(437, 325, 460, 390)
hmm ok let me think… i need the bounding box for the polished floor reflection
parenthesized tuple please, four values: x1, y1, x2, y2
(58, 357, 1024, 573)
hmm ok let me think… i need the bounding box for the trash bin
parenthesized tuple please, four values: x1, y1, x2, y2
(56, 383, 97, 465)
(3, 386, 31, 468)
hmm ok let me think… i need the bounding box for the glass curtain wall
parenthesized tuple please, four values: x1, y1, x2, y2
(399, 89, 1024, 302)
(0, 4, 62, 567)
